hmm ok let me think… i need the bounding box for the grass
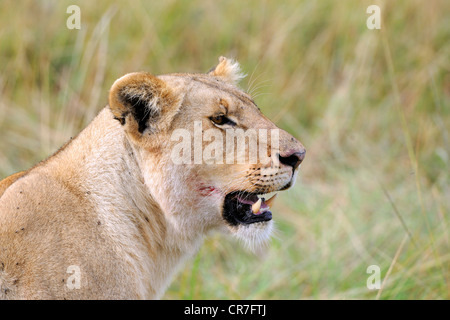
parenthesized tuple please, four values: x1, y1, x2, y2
(0, 0, 449, 299)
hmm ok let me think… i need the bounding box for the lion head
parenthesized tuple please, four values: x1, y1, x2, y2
(108, 57, 305, 251)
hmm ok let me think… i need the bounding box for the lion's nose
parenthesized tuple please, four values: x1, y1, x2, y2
(278, 149, 305, 171)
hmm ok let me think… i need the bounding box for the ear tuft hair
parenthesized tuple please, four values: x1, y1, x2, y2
(208, 56, 246, 85)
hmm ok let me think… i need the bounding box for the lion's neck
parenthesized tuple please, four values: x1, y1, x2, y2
(53, 107, 203, 298)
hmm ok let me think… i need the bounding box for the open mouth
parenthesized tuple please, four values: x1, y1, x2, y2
(223, 191, 277, 226)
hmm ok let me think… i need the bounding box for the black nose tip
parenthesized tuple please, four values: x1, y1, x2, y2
(278, 149, 305, 170)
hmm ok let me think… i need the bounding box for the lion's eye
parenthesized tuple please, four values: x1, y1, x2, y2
(210, 114, 235, 126)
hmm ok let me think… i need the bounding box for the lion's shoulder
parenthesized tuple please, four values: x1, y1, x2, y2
(0, 171, 28, 199)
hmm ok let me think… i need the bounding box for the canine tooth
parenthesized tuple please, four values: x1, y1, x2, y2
(252, 198, 262, 214)
(265, 193, 278, 207)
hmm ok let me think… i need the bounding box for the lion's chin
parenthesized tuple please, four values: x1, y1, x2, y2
(220, 190, 278, 252)
(229, 220, 274, 253)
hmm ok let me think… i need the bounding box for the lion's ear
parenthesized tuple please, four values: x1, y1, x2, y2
(109, 72, 173, 135)
(208, 56, 246, 85)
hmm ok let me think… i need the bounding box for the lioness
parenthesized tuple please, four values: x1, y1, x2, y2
(0, 57, 305, 299)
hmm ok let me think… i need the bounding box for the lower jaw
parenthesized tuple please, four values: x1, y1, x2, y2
(227, 212, 272, 226)
(222, 191, 273, 226)
(231, 219, 274, 252)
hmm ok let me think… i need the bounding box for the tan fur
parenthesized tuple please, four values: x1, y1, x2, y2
(0, 57, 305, 299)
(0, 171, 27, 198)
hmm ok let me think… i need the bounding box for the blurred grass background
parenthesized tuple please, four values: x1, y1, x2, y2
(0, 0, 449, 299)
